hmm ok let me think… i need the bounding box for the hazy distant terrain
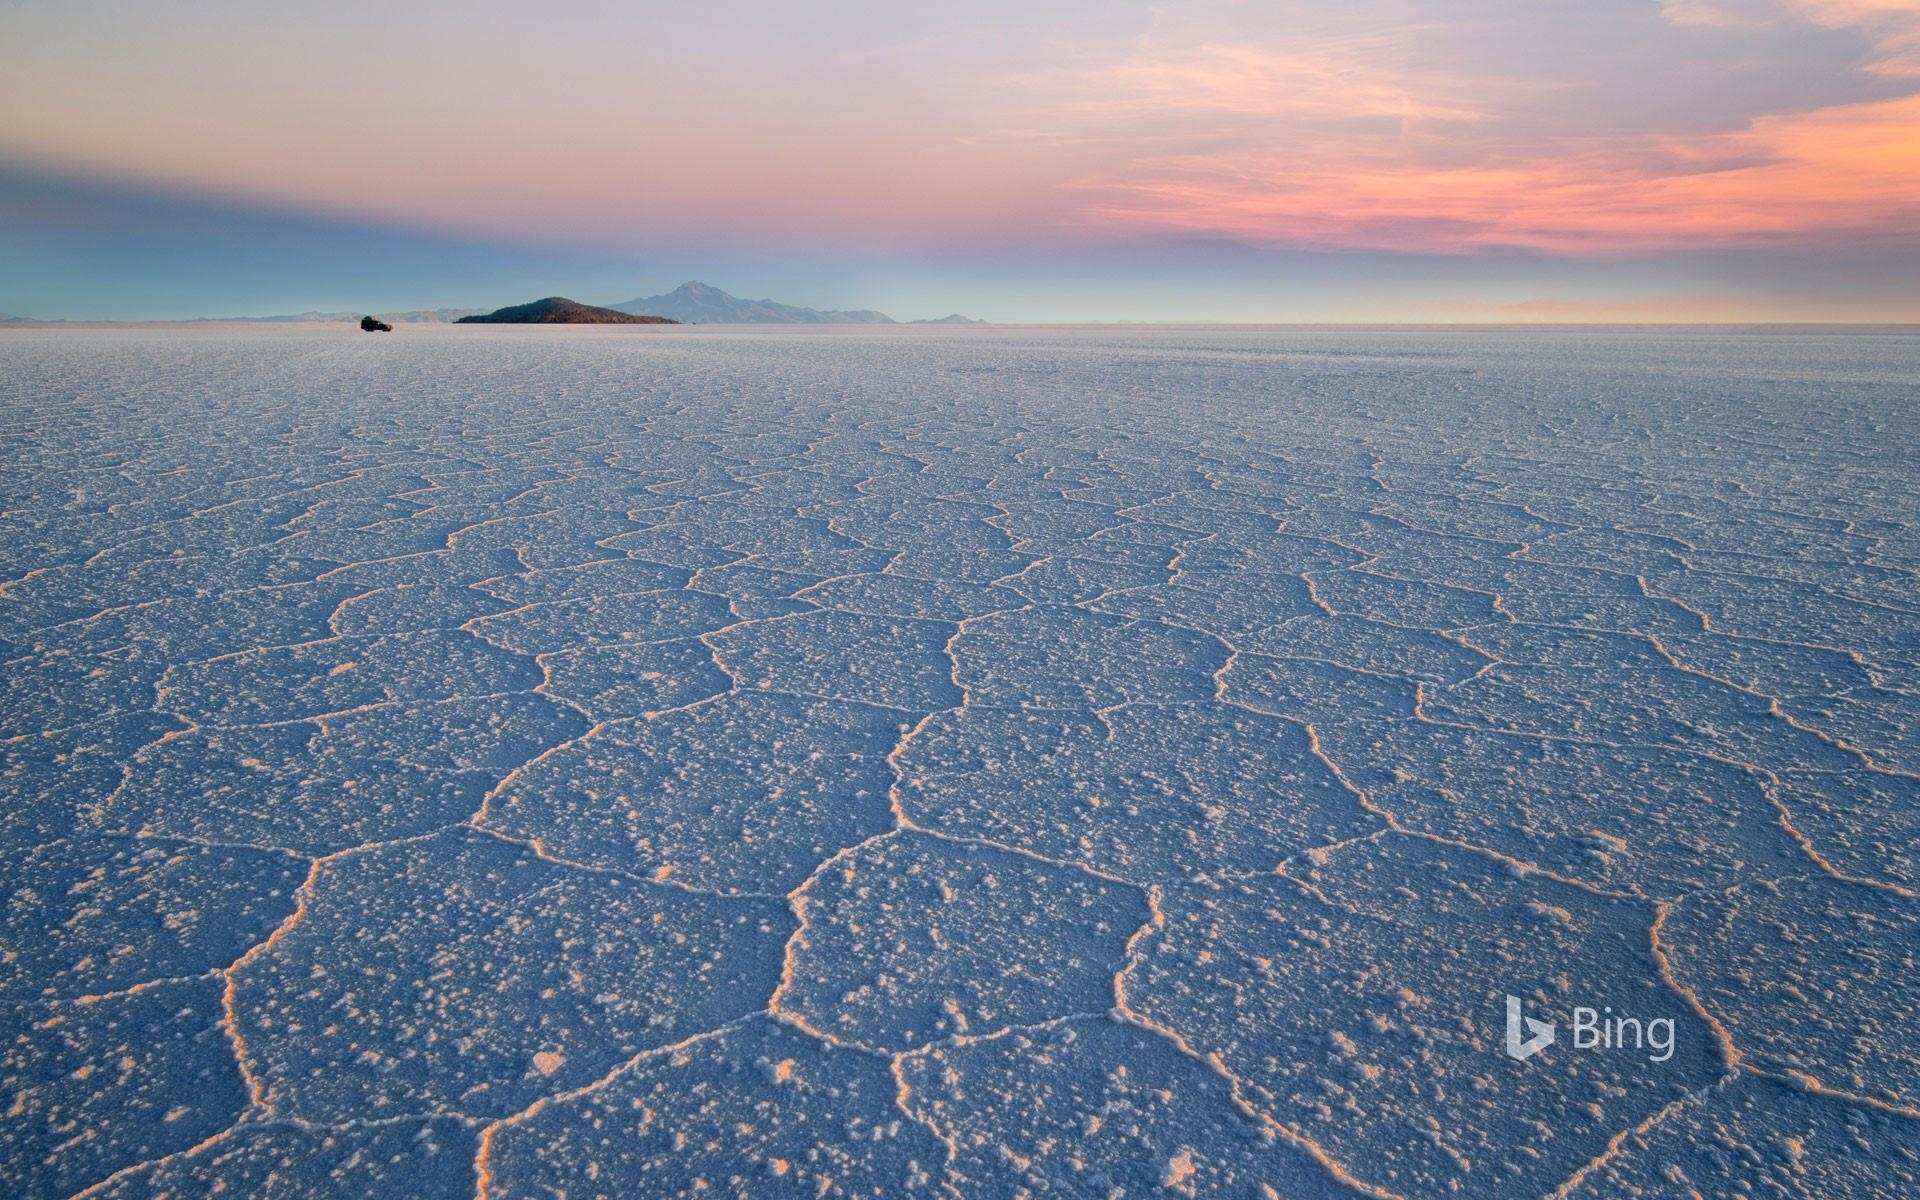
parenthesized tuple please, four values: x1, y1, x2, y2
(1, 326, 1915, 1197)
(612, 281, 903, 324)
(0, 283, 986, 327)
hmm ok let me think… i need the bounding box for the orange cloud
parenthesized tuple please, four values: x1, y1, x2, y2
(1048, 23, 1920, 253)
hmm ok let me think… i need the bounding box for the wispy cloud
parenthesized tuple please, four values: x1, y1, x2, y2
(1658, 1, 1784, 31)
(1060, 93, 1920, 252)
(1065, 37, 1498, 123)
(1664, 0, 1920, 73)
(1022, 4, 1920, 252)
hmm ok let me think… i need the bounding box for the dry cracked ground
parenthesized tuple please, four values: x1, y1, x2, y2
(1, 326, 1916, 1198)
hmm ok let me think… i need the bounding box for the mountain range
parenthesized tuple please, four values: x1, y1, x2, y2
(0, 283, 984, 326)
(612, 282, 984, 325)
(612, 281, 893, 324)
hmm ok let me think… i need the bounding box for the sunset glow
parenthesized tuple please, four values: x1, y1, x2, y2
(3, 0, 1918, 320)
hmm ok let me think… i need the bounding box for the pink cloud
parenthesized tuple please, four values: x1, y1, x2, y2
(1062, 93, 1920, 252)
(1029, 9, 1920, 253)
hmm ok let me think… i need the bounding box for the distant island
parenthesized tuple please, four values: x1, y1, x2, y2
(456, 297, 678, 325)
(910, 314, 987, 325)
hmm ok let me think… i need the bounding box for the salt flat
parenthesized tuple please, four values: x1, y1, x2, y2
(1, 325, 1916, 1197)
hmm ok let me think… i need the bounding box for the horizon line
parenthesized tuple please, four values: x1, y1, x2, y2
(8, 319, 1920, 331)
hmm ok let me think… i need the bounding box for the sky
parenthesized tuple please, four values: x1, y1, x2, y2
(2, 0, 1918, 322)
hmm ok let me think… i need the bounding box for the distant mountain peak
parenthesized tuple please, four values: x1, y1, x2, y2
(610, 282, 897, 325)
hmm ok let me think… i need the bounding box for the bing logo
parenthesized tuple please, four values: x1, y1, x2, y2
(1504, 994, 1556, 1060)
(1502, 993, 1676, 1063)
